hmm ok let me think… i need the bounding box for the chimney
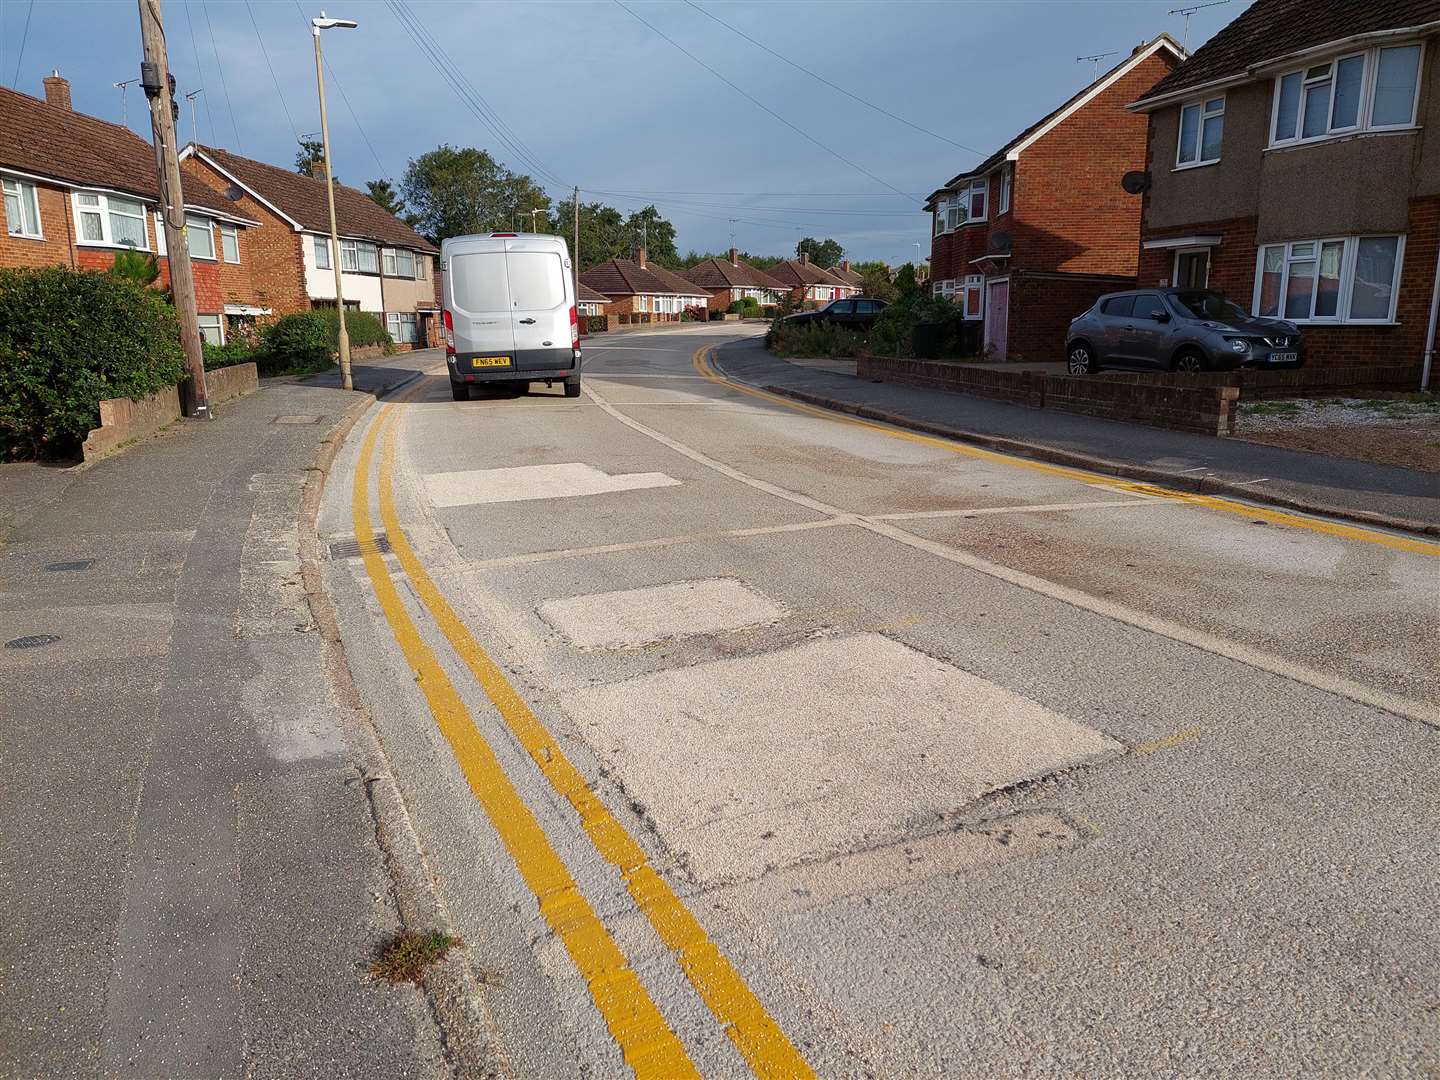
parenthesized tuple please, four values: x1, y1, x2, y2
(841, 260, 850, 273)
(728, 247, 738, 266)
(308, 161, 328, 184)
(800, 251, 810, 265)
(43, 70, 71, 111)
(636, 246, 647, 269)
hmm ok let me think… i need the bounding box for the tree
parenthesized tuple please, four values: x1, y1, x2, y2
(624, 205, 679, 267)
(893, 262, 921, 300)
(295, 139, 330, 180)
(400, 145, 552, 244)
(795, 236, 844, 268)
(859, 267, 897, 302)
(108, 249, 160, 288)
(852, 260, 890, 277)
(366, 179, 406, 218)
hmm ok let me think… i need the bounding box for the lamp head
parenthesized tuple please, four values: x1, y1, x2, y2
(312, 11, 358, 31)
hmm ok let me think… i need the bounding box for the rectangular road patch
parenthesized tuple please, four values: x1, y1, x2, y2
(423, 462, 679, 507)
(561, 633, 1121, 885)
(539, 578, 785, 649)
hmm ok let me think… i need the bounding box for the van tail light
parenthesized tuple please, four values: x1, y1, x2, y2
(569, 305, 579, 346)
(442, 308, 455, 355)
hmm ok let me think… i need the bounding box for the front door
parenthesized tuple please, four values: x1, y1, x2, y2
(1174, 249, 1210, 289)
(984, 279, 1009, 359)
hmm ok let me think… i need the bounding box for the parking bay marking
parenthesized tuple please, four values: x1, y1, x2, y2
(376, 389, 818, 1080)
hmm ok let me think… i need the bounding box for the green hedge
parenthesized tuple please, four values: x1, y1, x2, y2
(0, 266, 184, 460)
(728, 297, 763, 316)
(259, 309, 394, 376)
(582, 314, 609, 332)
(767, 321, 865, 359)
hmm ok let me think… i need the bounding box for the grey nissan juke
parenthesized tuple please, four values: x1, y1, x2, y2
(1065, 288, 1305, 375)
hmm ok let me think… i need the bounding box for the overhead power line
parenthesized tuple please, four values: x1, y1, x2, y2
(181, 0, 217, 143)
(682, 0, 984, 158)
(245, 0, 298, 143)
(10, 0, 36, 89)
(612, 0, 918, 201)
(199, 0, 242, 149)
(289, 0, 387, 176)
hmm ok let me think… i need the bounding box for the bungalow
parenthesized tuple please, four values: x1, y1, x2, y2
(924, 34, 1185, 359)
(0, 75, 295, 344)
(580, 248, 711, 321)
(767, 254, 857, 307)
(577, 281, 610, 316)
(682, 248, 786, 313)
(829, 259, 866, 292)
(180, 145, 440, 348)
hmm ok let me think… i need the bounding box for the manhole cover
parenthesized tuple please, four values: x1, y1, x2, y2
(327, 534, 391, 559)
(6, 634, 61, 649)
(274, 415, 323, 425)
(44, 560, 95, 572)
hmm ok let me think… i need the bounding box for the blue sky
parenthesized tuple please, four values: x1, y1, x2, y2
(2, 0, 1247, 262)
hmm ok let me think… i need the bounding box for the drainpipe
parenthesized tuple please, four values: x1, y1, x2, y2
(1424, 234, 1440, 392)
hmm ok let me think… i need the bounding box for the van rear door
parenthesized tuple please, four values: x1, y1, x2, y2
(448, 249, 515, 361)
(505, 240, 570, 371)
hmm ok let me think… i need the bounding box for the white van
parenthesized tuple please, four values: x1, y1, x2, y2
(440, 232, 581, 400)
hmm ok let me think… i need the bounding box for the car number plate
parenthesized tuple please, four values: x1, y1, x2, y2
(1270, 351, 1297, 362)
(472, 357, 511, 368)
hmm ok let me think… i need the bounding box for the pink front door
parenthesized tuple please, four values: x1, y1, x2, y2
(984, 279, 1009, 359)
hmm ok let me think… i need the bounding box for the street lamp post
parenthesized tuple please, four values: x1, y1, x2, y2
(528, 208, 545, 232)
(310, 10, 358, 391)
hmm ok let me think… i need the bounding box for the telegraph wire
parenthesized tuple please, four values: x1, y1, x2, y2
(245, 0, 298, 144)
(181, 1, 217, 143)
(200, 0, 241, 150)
(9, 0, 35, 89)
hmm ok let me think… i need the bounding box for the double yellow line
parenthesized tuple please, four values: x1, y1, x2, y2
(350, 394, 814, 1079)
(693, 347, 1440, 558)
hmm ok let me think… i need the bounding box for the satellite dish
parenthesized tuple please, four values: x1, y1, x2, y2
(223, 184, 244, 202)
(1121, 170, 1151, 195)
(988, 231, 1011, 254)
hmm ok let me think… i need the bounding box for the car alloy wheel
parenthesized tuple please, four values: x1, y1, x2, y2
(1067, 345, 1093, 375)
(1174, 352, 1204, 374)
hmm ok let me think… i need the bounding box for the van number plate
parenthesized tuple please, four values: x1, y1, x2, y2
(472, 357, 511, 368)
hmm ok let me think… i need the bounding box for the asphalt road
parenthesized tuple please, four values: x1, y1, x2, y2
(320, 325, 1440, 1078)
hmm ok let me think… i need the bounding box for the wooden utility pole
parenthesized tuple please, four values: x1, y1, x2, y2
(138, 0, 209, 418)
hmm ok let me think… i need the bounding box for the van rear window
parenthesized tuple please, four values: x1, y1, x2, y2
(451, 252, 510, 313)
(507, 252, 565, 310)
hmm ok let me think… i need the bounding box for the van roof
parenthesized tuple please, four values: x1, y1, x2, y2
(441, 231, 568, 250)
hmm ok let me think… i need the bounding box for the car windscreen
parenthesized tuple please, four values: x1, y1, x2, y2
(450, 252, 510, 314)
(1171, 291, 1250, 322)
(507, 251, 565, 310)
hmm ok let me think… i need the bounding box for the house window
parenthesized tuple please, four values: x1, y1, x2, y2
(186, 213, 216, 260)
(386, 311, 418, 343)
(341, 239, 378, 272)
(74, 191, 149, 248)
(1178, 96, 1224, 166)
(196, 313, 224, 345)
(383, 247, 416, 278)
(968, 178, 987, 221)
(314, 235, 331, 269)
(219, 223, 239, 263)
(998, 168, 1012, 215)
(1271, 44, 1422, 145)
(3, 177, 42, 238)
(1254, 235, 1404, 324)
(946, 198, 961, 232)
(961, 274, 984, 320)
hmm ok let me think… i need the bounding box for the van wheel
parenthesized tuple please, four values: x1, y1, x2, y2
(450, 382, 469, 401)
(563, 377, 582, 398)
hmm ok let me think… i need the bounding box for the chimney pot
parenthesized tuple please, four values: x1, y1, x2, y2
(43, 71, 72, 111)
(841, 260, 850, 272)
(309, 161, 329, 183)
(636, 246, 647, 269)
(800, 251, 810, 265)
(728, 247, 738, 266)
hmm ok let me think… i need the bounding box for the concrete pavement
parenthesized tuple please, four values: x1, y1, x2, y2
(316, 326, 1440, 1076)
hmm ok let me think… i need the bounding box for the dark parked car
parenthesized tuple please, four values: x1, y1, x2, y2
(779, 297, 889, 333)
(1065, 289, 1305, 375)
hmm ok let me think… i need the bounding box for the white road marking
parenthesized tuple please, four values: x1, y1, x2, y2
(539, 578, 785, 649)
(423, 462, 679, 507)
(561, 632, 1122, 885)
(870, 499, 1164, 521)
(586, 373, 715, 380)
(582, 379, 1440, 729)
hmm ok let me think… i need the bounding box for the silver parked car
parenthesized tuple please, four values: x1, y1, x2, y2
(1065, 289, 1305, 375)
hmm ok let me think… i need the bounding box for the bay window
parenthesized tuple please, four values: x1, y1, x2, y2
(3, 177, 42, 238)
(1271, 43, 1422, 145)
(74, 191, 148, 248)
(186, 214, 215, 260)
(967, 178, 987, 221)
(934, 199, 946, 236)
(998, 168, 1012, 215)
(1177, 96, 1224, 166)
(1255, 235, 1403, 324)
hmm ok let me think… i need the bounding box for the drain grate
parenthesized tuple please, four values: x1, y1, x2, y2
(6, 634, 61, 649)
(327, 533, 391, 560)
(45, 560, 95, 572)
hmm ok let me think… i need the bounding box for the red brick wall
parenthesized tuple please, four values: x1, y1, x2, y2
(1013, 49, 1178, 276)
(0, 181, 76, 269)
(1139, 199, 1439, 368)
(1009, 272, 1134, 362)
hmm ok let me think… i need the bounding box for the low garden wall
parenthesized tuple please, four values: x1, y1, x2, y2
(82, 363, 259, 462)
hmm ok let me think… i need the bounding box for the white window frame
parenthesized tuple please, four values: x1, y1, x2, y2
(314, 235, 331, 270)
(196, 312, 224, 346)
(1172, 246, 1211, 288)
(386, 311, 418, 344)
(966, 178, 987, 223)
(72, 190, 150, 250)
(1176, 95, 1225, 168)
(3, 177, 43, 239)
(186, 213, 216, 261)
(383, 247, 416, 277)
(961, 274, 985, 321)
(219, 222, 239, 264)
(998, 168, 1012, 215)
(341, 238, 379, 273)
(1251, 234, 1405, 325)
(1269, 42, 1424, 148)
(934, 198, 947, 236)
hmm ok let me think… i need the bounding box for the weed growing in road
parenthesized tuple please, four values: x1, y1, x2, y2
(368, 930, 461, 985)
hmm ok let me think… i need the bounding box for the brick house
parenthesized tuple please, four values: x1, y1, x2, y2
(829, 259, 866, 291)
(580, 249, 711, 321)
(1, 75, 299, 345)
(180, 144, 440, 348)
(767, 254, 857, 307)
(577, 281, 610, 316)
(683, 249, 786, 313)
(1130, 0, 1439, 373)
(924, 35, 1185, 360)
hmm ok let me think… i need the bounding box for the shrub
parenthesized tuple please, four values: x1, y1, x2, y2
(682, 304, 707, 322)
(263, 312, 333, 375)
(728, 297, 763, 317)
(761, 305, 778, 318)
(582, 314, 608, 333)
(203, 319, 267, 370)
(618, 313, 631, 324)
(768, 321, 865, 359)
(709, 309, 724, 321)
(0, 266, 184, 460)
(871, 294, 969, 358)
(109, 249, 160, 288)
(321, 308, 392, 351)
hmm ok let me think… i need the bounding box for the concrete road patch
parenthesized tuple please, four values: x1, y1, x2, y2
(423, 462, 680, 507)
(562, 632, 1121, 884)
(538, 577, 784, 649)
